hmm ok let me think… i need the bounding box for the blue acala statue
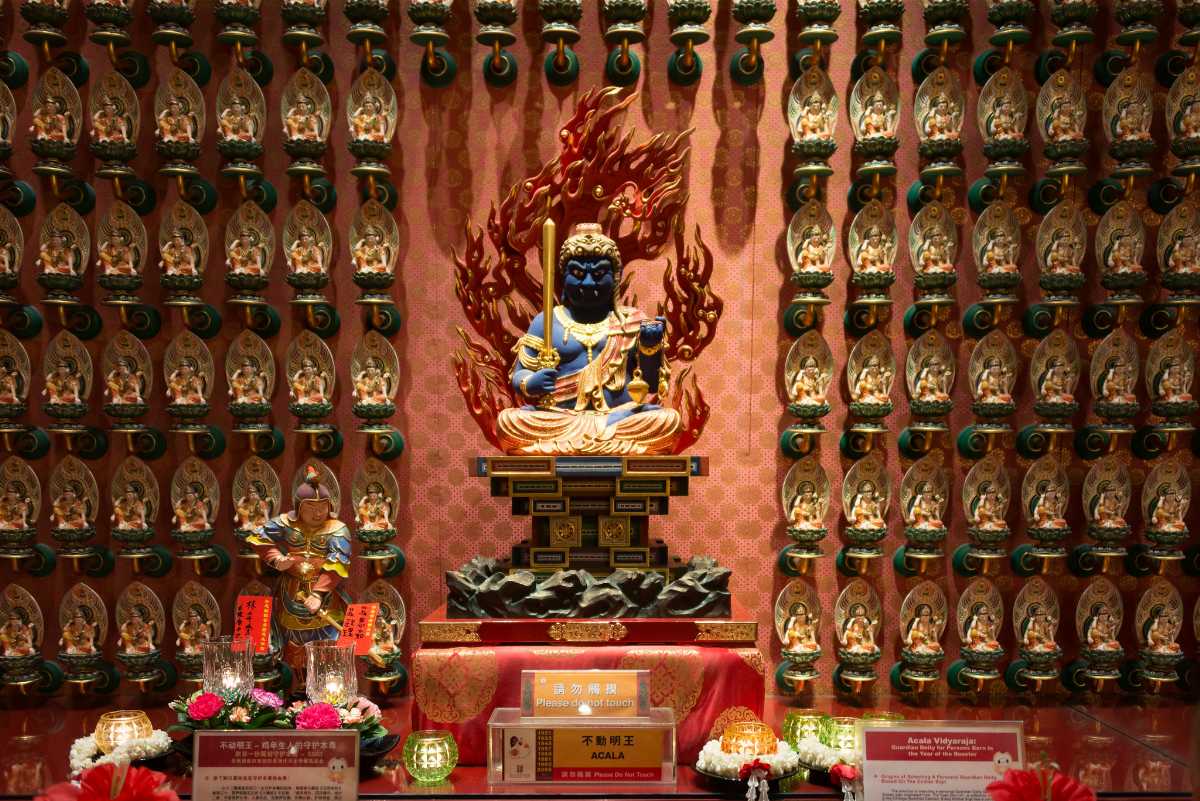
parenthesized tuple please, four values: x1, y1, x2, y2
(496, 222, 682, 455)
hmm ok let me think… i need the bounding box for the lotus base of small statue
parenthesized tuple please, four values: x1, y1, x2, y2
(1044, 138, 1090, 161)
(899, 648, 945, 686)
(357, 526, 398, 558)
(788, 401, 830, 419)
(353, 271, 395, 291)
(349, 140, 392, 162)
(1050, 0, 1098, 27)
(112, 526, 155, 555)
(1017, 646, 1062, 682)
(961, 647, 1005, 681)
(1040, 272, 1086, 294)
(1081, 647, 1123, 681)
(226, 273, 271, 293)
(1101, 272, 1148, 293)
(903, 526, 946, 550)
(791, 139, 837, 162)
(116, 650, 164, 683)
(781, 647, 822, 683)
(851, 271, 896, 293)
(167, 403, 210, 421)
(910, 399, 953, 418)
(1033, 400, 1078, 420)
(835, 648, 881, 683)
(859, 0, 904, 24)
(58, 652, 104, 684)
(43, 402, 87, 421)
(787, 526, 826, 547)
(1027, 526, 1070, 549)
(977, 271, 1022, 292)
(156, 141, 202, 162)
(104, 402, 149, 421)
(1152, 400, 1199, 420)
(914, 272, 957, 293)
(1139, 648, 1184, 684)
(353, 402, 395, 422)
(789, 270, 834, 291)
(983, 139, 1030, 162)
(0, 653, 44, 687)
(171, 528, 215, 558)
(966, 526, 1010, 549)
(972, 400, 1016, 420)
(849, 400, 897, 419)
(1087, 523, 1130, 550)
(230, 401, 272, 422)
(0, 528, 36, 559)
(919, 138, 964, 161)
(1093, 401, 1140, 421)
(51, 525, 98, 557)
(290, 401, 333, 421)
(175, 651, 202, 683)
(1145, 528, 1189, 551)
(843, 524, 886, 551)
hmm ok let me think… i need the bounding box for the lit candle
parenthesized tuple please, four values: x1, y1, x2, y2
(94, 710, 154, 755)
(324, 676, 345, 704)
(221, 670, 239, 691)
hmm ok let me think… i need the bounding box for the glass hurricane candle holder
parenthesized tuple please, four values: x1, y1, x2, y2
(403, 730, 458, 784)
(305, 640, 357, 706)
(720, 722, 778, 756)
(94, 710, 154, 755)
(202, 637, 255, 695)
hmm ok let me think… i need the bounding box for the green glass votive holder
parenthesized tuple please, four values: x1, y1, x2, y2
(403, 730, 458, 784)
(782, 711, 826, 748)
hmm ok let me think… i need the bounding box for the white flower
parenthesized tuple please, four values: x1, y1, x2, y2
(793, 736, 861, 771)
(695, 739, 800, 779)
(69, 730, 172, 777)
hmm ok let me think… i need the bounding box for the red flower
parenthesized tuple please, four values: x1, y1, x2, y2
(186, 692, 224, 721)
(988, 769, 1097, 801)
(738, 759, 772, 781)
(37, 764, 180, 801)
(296, 702, 341, 730)
(831, 763, 860, 783)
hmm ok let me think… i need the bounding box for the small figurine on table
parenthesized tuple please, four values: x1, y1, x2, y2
(246, 466, 351, 668)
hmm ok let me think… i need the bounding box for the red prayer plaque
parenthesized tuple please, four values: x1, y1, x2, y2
(234, 595, 273, 654)
(337, 602, 379, 656)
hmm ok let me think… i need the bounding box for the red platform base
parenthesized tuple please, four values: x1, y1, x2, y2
(410, 643, 767, 766)
(418, 603, 758, 646)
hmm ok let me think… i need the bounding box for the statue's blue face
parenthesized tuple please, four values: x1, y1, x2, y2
(562, 256, 615, 311)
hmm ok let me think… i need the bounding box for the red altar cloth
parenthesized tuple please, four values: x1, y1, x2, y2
(411, 644, 766, 766)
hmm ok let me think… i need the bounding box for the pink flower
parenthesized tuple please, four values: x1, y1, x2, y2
(342, 708, 363, 724)
(186, 693, 224, 722)
(250, 689, 283, 709)
(295, 703, 341, 730)
(353, 696, 381, 720)
(229, 707, 250, 724)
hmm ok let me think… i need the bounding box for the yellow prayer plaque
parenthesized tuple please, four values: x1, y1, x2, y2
(522, 669, 648, 718)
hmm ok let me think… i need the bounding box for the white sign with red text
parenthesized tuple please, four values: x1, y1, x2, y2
(861, 721, 1025, 801)
(193, 729, 359, 801)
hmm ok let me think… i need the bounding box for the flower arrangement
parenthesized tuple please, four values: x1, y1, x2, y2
(37, 763, 180, 801)
(793, 735, 860, 773)
(68, 731, 173, 777)
(169, 689, 387, 740)
(695, 738, 800, 779)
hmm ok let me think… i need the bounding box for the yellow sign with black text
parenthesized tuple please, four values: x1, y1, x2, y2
(500, 727, 665, 782)
(523, 669, 647, 717)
